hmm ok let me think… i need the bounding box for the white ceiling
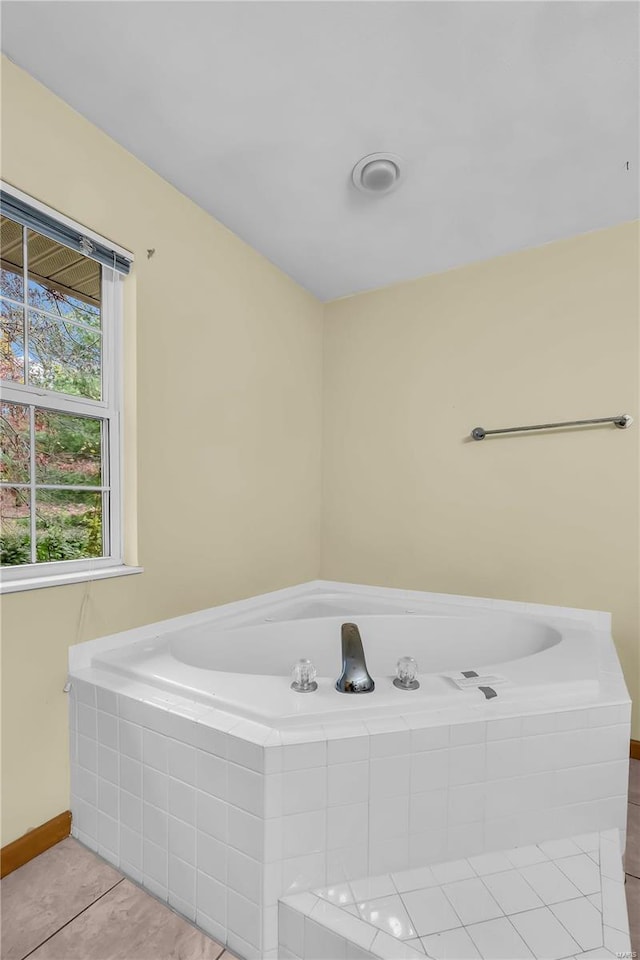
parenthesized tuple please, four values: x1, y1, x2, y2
(2, 2, 638, 301)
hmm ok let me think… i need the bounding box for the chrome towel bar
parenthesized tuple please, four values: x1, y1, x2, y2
(471, 414, 632, 441)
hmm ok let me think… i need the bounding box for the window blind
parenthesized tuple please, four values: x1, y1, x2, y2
(0, 189, 132, 275)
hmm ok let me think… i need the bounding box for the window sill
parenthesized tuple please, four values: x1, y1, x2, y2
(0, 564, 143, 594)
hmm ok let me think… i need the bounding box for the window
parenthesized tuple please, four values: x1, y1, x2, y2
(0, 185, 136, 591)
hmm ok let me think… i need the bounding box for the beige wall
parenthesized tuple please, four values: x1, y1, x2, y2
(2, 57, 639, 847)
(0, 58, 324, 845)
(322, 222, 640, 737)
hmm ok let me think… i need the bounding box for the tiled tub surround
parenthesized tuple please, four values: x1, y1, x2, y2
(279, 829, 631, 959)
(68, 582, 631, 958)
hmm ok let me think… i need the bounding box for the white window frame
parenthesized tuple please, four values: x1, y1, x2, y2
(0, 187, 140, 593)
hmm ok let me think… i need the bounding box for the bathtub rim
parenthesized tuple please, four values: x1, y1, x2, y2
(68, 580, 629, 744)
(69, 578, 612, 672)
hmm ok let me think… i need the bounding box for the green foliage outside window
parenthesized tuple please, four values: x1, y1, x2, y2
(1, 220, 106, 566)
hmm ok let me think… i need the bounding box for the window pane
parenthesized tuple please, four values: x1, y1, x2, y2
(35, 489, 103, 562)
(28, 310, 101, 400)
(35, 410, 102, 486)
(27, 230, 100, 328)
(1, 300, 25, 383)
(0, 402, 30, 483)
(1, 217, 24, 301)
(0, 486, 30, 566)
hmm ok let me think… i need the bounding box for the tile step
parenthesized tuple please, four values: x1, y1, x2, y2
(279, 830, 630, 960)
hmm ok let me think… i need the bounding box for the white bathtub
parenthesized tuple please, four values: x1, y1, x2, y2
(86, 585, 598, 725)
(68, 581, 631, 958)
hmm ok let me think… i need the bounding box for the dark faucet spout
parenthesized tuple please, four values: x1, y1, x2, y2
(336, 622, 375, 694)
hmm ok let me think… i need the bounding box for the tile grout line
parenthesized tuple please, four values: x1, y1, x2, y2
(20, 877, 126, 960)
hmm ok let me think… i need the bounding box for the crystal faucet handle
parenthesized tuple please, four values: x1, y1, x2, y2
(393, 656, 420, 690)
(291, 659, 318, 693)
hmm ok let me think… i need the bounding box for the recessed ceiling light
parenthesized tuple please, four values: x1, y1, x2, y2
(352, 153, 403, 195)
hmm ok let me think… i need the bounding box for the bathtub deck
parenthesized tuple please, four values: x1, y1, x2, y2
(280, 829, 634, 959)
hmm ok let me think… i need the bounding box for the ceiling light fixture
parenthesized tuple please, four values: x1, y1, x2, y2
(352, 153, 403, 195)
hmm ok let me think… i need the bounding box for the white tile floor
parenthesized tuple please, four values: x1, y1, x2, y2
(280, 830, 631, 959)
